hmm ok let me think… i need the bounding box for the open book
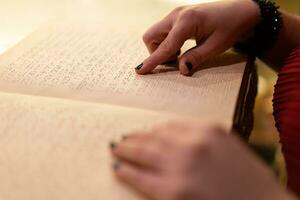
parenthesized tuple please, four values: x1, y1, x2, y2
(0, 2, 256, 200)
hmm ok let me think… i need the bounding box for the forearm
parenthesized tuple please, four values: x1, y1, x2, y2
(261, 11, 300, 71)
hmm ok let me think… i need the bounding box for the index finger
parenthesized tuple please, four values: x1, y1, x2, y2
(143, 18, 173, 54)
(136, 23, 190, 74)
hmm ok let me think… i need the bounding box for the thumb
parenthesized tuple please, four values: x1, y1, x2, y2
(179, 35, 222, 76)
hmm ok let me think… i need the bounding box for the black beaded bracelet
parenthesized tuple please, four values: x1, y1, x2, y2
(234, 0, 283, 57)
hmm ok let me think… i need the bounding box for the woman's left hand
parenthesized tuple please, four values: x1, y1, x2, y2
(110, 121, 291, 200)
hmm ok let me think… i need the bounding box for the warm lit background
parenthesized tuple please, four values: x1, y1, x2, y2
(0, 0, 299, 183)
(249, 1, 299, 183)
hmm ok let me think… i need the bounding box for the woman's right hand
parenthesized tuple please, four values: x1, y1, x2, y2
(136, 0, 260, 75)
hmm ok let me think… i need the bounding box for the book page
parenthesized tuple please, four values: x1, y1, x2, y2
(0, 91, 221, 200)
(0, 20, 246, 125)
(0, 1, 246, 199)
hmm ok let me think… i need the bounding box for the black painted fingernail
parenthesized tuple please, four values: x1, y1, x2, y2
(186, 62, 193, 72)
(135, 63, 143, 71)
(110, 141, 117, 150)
(113, 160, 121, 171)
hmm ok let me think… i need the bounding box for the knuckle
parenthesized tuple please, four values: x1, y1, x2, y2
(185, 141, 209, 158)
(213, 129, 229, 143)
(204, 125, 227, 140)
(160, 39, 173, 54)
(171, 6, 185, 15)
(191, 140, 207, 152)
(179, 9, 197, 21)
(142, 32, 153, 44)
(196, 125, 227, 148)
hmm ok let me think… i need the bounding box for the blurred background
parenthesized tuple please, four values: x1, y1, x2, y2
(249, 0, 299, 184)
(0, 0, 299, 184)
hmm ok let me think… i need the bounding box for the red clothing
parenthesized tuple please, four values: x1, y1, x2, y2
(273, 46, 300, 196)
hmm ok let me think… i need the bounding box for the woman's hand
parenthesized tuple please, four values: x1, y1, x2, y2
(136, 0, 260, 75)
(111, 121, 295, 200)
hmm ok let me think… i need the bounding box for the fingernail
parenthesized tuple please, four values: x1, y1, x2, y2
(113, 160, 121, 171)
(110, 141, 117, 150)
(135, 63, 143, 71)
(186, 62, 193, 72)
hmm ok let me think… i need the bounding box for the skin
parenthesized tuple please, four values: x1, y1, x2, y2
(111, 0, 300, 199)
(135, 0, 300, 75)
(136, 0, 261, 75)
(111, 122, 297, 200)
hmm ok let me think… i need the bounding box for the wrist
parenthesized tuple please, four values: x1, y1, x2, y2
(234, 0, 283, 57)
(243, 0, 261, 25)
(236, 0, 261, 40)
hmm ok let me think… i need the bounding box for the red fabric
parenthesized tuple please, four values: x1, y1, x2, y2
(273, 46, 300, 196)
